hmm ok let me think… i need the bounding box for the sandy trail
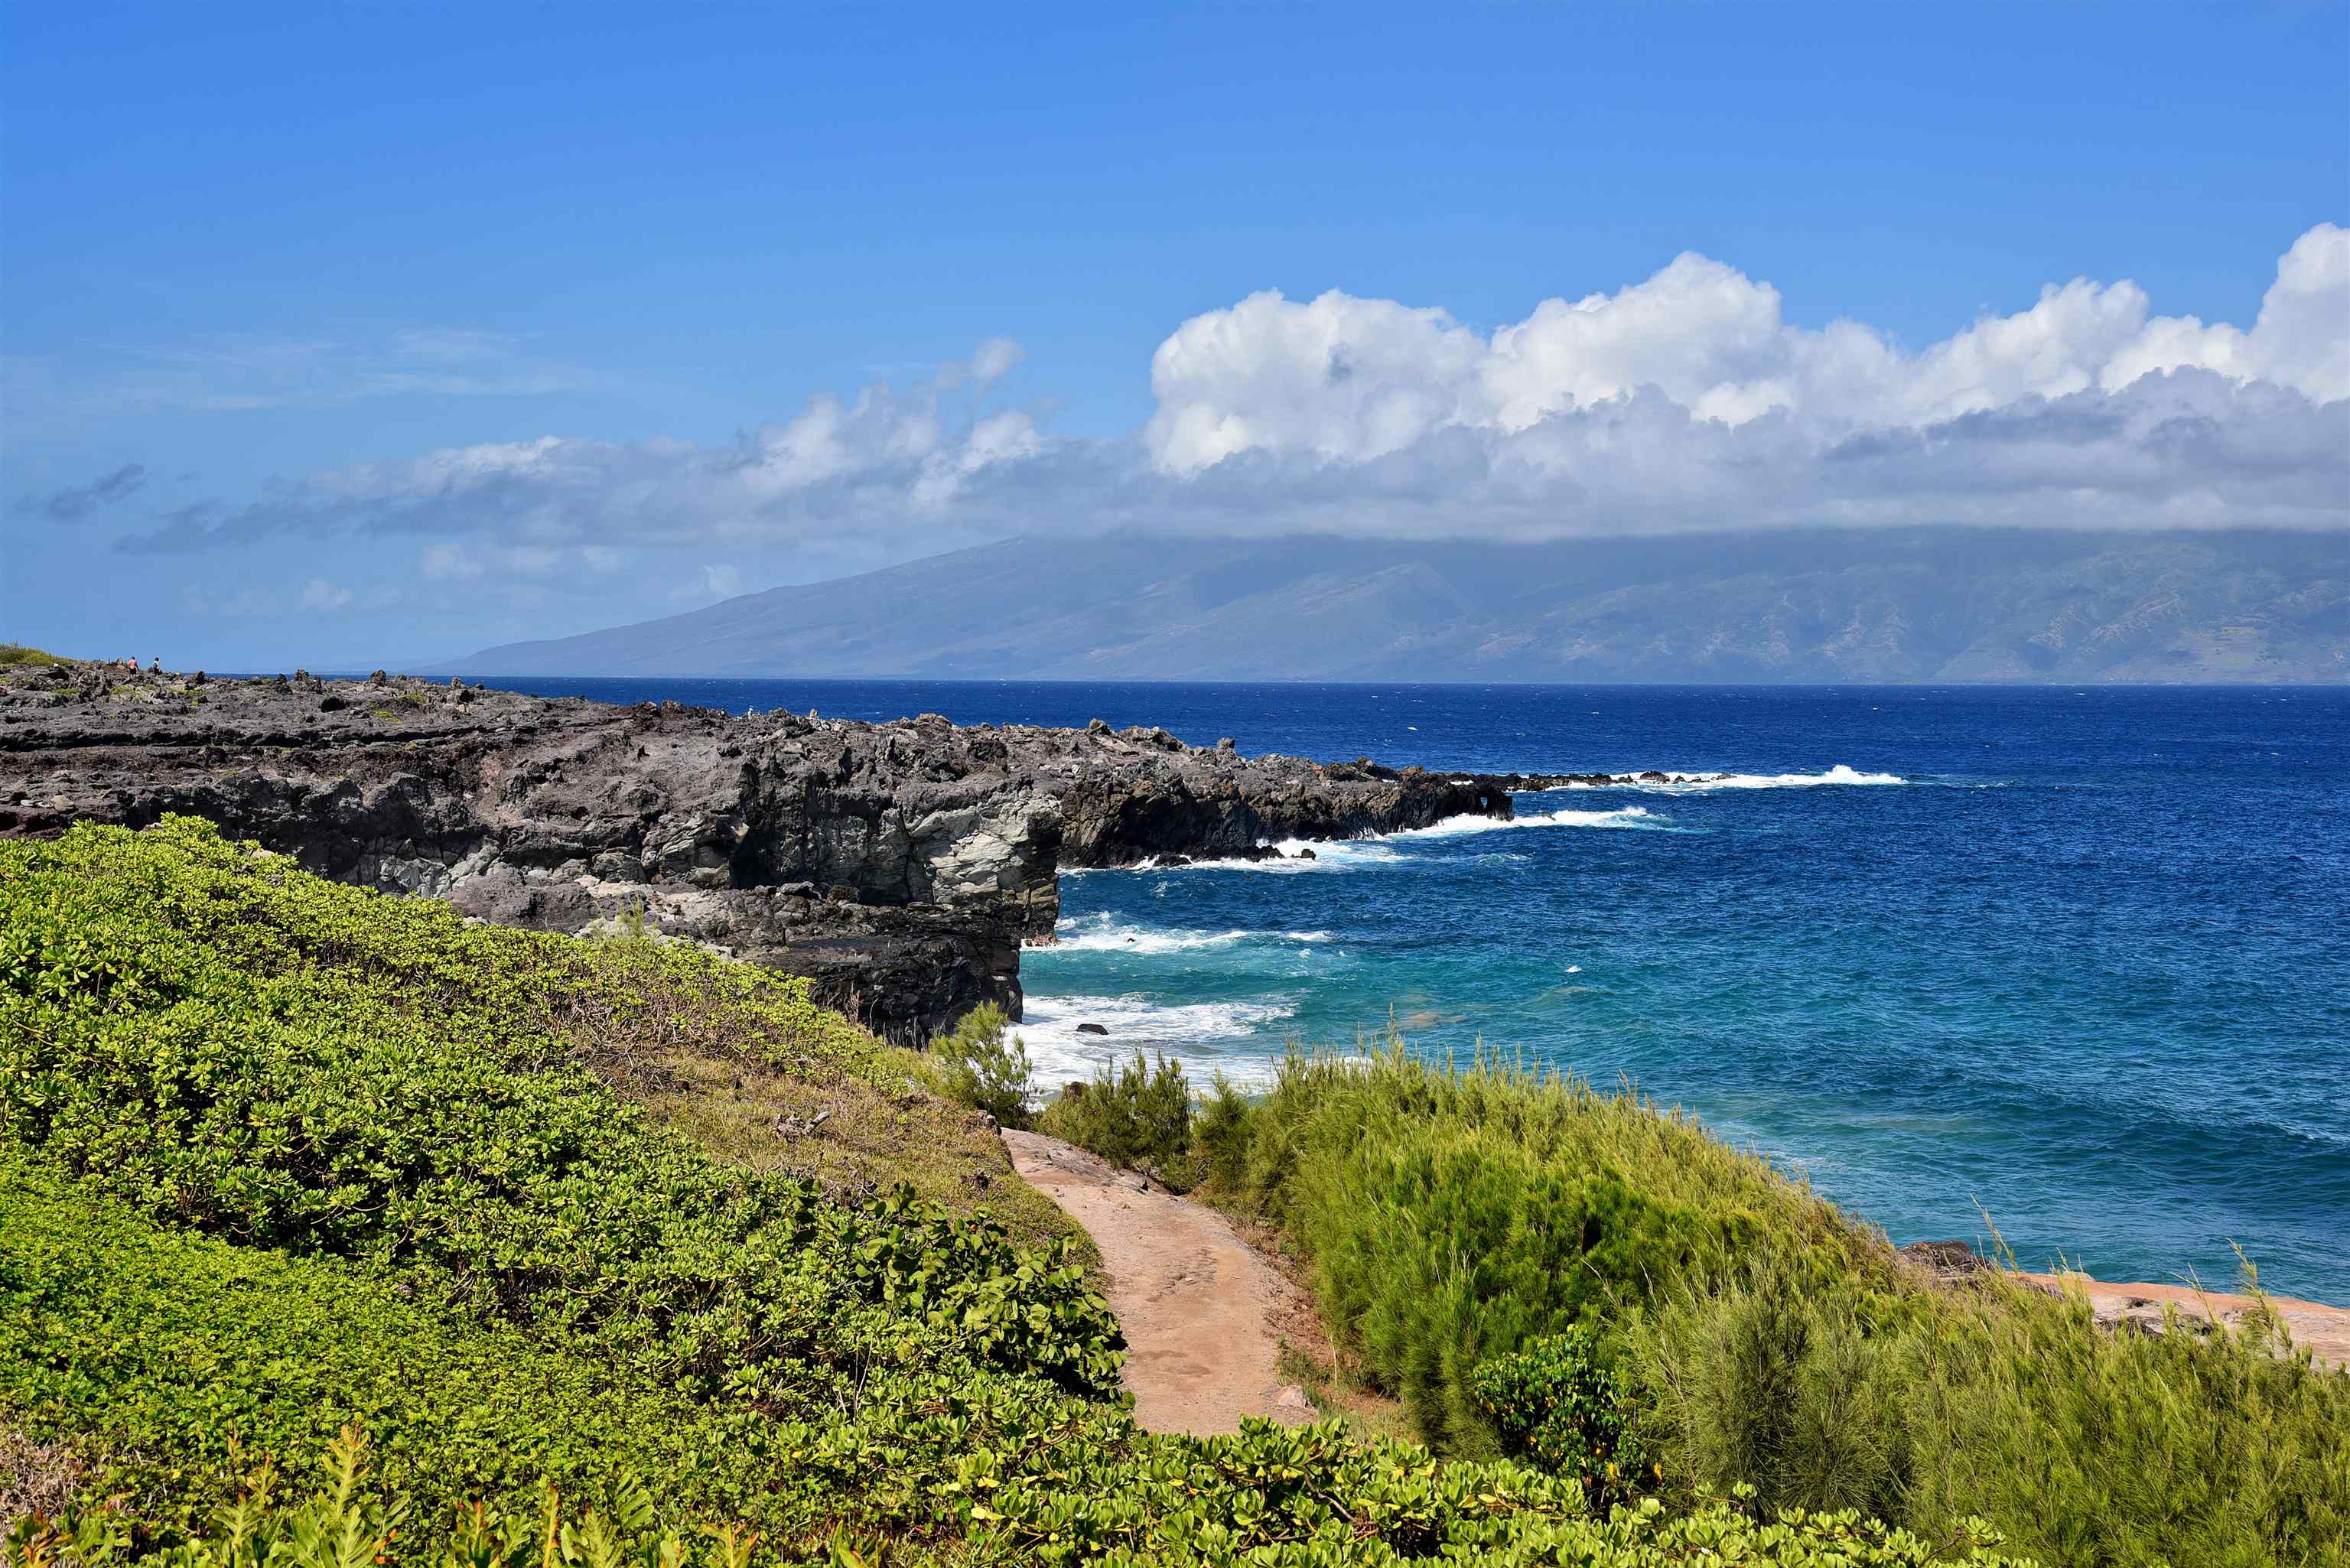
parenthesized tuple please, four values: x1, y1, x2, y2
(1003, 1130, 1316, 1434)
(2014, 1271, 2350, 1370)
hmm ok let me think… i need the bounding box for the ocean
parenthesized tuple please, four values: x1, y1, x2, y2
(479, 677, 2350, 1301)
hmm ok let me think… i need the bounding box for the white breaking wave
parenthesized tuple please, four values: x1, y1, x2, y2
(1031, 913, 1333, 954)
(1549, 764, 1905, 792)
(1121, 804, 1680, 873)
(1152, 839, 1404, 873)
(1015, 993, 1296, 1089)
(1398, 805, 1675, 835)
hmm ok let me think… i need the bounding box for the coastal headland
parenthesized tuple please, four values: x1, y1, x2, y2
(0, 662, 1510, 1042)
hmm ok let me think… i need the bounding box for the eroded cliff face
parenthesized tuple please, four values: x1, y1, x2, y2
(0, 665, 1510, 1040)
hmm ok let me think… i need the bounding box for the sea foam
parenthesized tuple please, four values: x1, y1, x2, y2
(1032, 912, 1332, 954)
(1548, 764, 1905, 792)
(1014, 993, 1297, 1088)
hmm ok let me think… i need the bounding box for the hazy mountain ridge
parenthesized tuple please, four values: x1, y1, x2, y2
(437, 530, 2348, 683)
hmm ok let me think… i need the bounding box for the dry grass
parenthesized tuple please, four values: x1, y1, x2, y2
(637, 1045, 1083, 1255)
(0, 1421, 82, 1529)
(373, 925, 1088, 1256)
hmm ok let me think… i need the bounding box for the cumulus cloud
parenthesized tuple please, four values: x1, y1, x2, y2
(15, 462, 147, 521)
(299, 577, 353, 610)
(1144, 223, 2350, 469)
(110, 226, 2348, 576)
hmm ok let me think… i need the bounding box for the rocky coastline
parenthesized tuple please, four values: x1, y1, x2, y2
(0, 664, 1512, 1042)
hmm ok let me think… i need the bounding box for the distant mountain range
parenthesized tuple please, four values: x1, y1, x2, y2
(433, 529, 2348, 683)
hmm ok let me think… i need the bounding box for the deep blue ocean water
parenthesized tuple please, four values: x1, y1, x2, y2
(479, 677, 2350, 1301)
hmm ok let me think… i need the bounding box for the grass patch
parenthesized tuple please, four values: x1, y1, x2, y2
(0, 644, 67, 667)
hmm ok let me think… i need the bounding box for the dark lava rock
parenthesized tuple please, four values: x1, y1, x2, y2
(1899, 1239, 1990, 1283)
(0, 663, 1518, 1043)
(1075, 1023, 1110, 1036)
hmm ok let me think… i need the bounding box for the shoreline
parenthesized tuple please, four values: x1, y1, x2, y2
(2013, 1270, 2350, 1370)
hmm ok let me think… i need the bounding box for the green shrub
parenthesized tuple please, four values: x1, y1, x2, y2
(0, 818, 1123, 1406)
(0, 644, 67, 667)
(1198, 1039, 2350, 1567)
(0, 1153, 774, 1532)
(1470, 1329, 1649, 1506)
(15, 1418, 2039, 1568)
(1037, 1051, 1194, 1178)
(925, 1003, 1037, 1130)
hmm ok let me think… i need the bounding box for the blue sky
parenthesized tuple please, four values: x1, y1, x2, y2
(5, 2, 2345, 669)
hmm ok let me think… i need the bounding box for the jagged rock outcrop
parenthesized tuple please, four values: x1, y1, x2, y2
(0, 664, 1511, 1041)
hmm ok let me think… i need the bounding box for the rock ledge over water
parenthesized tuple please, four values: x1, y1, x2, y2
(0, 665, 1511, 1041)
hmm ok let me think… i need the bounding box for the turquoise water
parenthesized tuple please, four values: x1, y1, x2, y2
(483, 678, 2350, 1300)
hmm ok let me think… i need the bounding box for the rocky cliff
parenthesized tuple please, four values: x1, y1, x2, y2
(0, 663, 1510, 1041)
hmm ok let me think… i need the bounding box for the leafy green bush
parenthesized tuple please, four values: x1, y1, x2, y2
(1037, 1051, 1193, 1176)
(0, 1153, 771, 1531)
(0, 644, 67, 667)
(0, 818, 1123, 1405)
(1469, 1329, 1649, 1505)
(924, 1002, 1037, 1129)
(15, 1419, 2038, 1568)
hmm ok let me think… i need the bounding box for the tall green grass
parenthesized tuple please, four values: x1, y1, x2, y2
(1216, 1043, 1889, 1453)
(1103, 1040, 2350, 1567)
(1632, 1257, 2350, 1567)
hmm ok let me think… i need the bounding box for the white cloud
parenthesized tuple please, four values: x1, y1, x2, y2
(116, 233, 2348, 574)
(968, 337, 1024, 385)
(183, 584, 282, 617)
(1144, 223, 2350, 473)
(299, 577, 352, 610)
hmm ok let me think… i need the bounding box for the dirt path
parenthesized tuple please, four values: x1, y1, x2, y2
(1003, 1130, 1317, 1434)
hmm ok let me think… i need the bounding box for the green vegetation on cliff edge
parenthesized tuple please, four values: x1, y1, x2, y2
(1039, 1028, 2350, 1565)
(1, 819, 2332, 1563)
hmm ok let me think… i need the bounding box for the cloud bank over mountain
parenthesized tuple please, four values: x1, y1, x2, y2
(119, 225, 2348, 585)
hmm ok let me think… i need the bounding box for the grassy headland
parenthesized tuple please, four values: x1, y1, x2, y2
(0, 817, 2330, 1563)
(1043, 1046, 2350, 1566)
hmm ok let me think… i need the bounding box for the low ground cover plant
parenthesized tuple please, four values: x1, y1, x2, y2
(0, 820, 1125, 1416)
